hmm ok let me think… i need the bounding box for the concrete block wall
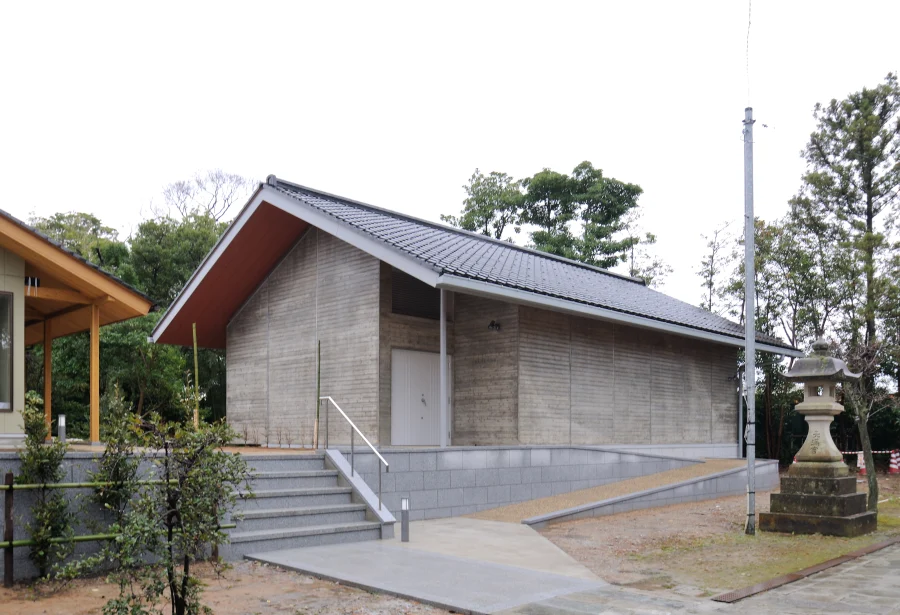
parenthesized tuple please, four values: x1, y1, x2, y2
(524, 460, 780, 528)
(0, 452, 135, 581)
(351, 446, 697, 521)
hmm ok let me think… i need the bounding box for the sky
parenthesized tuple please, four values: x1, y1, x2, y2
(1, 1, 898, 307)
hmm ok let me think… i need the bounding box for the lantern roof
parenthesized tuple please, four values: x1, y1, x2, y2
(783, 339, 861, 383)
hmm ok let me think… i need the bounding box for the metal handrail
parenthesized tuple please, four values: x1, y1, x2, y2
(319, 396, 389, 510)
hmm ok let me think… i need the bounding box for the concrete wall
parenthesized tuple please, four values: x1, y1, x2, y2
(352, 446, 697, 521)
(226, 228, 380, 445)
(516, 306, 738, 448)
(452, 294, 519, 445)
(0, 248, 24, 443)
(0, 453, 122, 580)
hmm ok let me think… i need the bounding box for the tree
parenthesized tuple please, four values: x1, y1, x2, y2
(696, 222, 734, 315)
(796, 74, 900, 508)
(620, 210, 672, 288)
(130, 213, 227, 307)
(29, 212, 135, 283)
(156, 169, 253, 222)
(570, 161, 643, 268)
(519, 161, 643, 266)
(441, 170, 522, 240)
(520, 167, 579, 259)
(109, 413, 251, 615)
(102, 313, 187, 419)
(801, 73, 900, 347)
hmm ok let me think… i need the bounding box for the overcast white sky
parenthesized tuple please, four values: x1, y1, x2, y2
(2, 1, 898, 306)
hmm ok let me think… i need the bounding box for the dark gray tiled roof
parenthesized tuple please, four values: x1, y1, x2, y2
(272, 180, 794, 352)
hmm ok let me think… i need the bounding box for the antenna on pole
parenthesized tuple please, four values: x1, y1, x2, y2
(743, 107, 757, 535)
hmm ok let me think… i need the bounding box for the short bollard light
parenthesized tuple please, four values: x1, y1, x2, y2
(401, 497, 410, 543)
(58, 414, 66, 443)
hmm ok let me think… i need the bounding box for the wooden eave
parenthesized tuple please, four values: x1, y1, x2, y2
(0, 214, 154, 345)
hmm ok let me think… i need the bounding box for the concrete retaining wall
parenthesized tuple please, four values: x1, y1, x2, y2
(524, 459, 780, 528)
(350, 446, 699, 521)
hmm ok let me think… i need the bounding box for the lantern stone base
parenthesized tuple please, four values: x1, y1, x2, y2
(760, 466, 876, 537)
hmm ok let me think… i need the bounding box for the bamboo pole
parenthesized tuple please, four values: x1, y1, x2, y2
(192, 323, 200, 428)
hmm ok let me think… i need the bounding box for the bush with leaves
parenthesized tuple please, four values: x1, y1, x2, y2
(101, 413, 251, 615)
(17, 391, 72, 578)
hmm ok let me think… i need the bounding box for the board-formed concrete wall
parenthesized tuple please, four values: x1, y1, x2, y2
(517, 306, 738, 447)
(452, 294, 520, 445)
(226, 228, 380, 445)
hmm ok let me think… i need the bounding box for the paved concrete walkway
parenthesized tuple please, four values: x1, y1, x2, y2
(498, 543, 900, 614)
(249, 518, 900, 614)
(388, 517, 598, 581)
(248, 540, 605, 613)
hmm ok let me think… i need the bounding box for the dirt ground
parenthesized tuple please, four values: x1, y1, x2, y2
(539, 473, 900, 598)
(0, 560, 447, 615)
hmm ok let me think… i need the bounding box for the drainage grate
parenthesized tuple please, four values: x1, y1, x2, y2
(711, 574, 802, 603)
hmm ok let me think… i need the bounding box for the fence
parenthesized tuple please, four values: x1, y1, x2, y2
(1, 471, 235, 586)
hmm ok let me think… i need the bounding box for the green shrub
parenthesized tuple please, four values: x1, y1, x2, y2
(18, 391, 72, 578)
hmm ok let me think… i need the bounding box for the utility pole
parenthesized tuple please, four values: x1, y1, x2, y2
(743, 107, 757, 535)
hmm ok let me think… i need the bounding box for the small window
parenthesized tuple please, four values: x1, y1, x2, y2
(0, 293, 11, 411)
(391, 268, 440, 320)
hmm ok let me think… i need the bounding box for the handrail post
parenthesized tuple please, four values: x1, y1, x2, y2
(378, 464, 382, 510)
(324, 398, 329, 450)
(4, 471, 13, 587)
(351, 427, 355, 476)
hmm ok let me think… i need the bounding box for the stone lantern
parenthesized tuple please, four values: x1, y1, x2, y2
(759, 339, 876, 536)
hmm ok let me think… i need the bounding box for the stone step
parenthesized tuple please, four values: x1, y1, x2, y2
(771, 492, 868, 517)
(760, 510, 877, 538)
(242, 454, 327, 473)
(234, 504, 368, 532)
(250, 470, 339, 490)
(237, 486, 353, 510)
(224, 522, 383, 559)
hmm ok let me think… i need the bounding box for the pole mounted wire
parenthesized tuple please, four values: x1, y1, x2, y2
(745, 0, 752, 105)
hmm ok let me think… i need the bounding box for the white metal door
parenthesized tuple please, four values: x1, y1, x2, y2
(391, 349, 441, 445)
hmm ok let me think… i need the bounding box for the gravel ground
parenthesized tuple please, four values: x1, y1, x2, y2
(0, 560, 447, 615)
(469, 458, 746, 523)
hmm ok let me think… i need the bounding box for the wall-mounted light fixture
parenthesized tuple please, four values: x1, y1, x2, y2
(488, 320, 501, 332)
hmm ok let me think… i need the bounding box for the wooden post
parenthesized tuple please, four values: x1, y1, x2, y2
(4, 471, 13, 587)
(192, 323, 199, 428)
(90, 304, 100, 444)
(43, 319, 52, 440)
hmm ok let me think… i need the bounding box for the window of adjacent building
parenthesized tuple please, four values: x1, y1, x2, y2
(391, 267, 440, 320)
(0, 293, 11, 411)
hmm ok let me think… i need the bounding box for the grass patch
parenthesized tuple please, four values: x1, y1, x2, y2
(636, 509, 900, 594)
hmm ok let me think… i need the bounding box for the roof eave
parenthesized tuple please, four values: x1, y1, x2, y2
(436, 274, 803, 357)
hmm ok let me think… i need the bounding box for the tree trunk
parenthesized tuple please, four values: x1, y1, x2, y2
(857, 409, 879, 511)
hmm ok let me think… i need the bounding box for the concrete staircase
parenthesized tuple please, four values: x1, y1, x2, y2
(221, 453, 387, 559)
